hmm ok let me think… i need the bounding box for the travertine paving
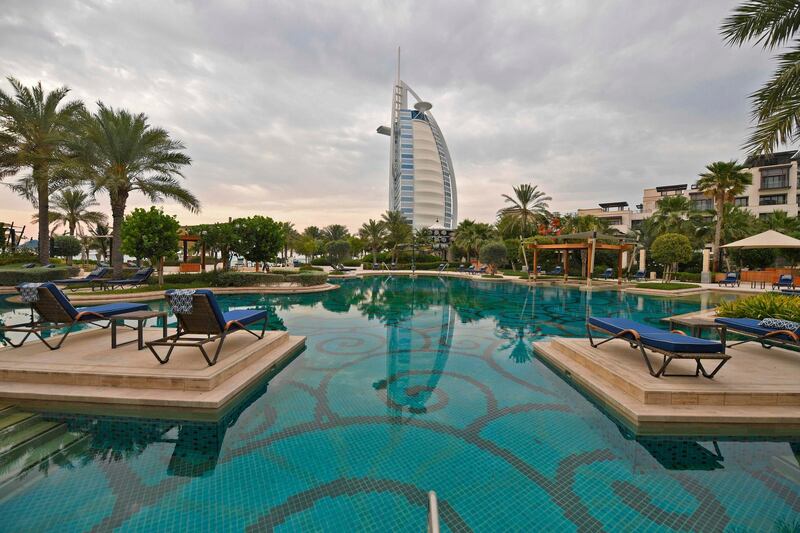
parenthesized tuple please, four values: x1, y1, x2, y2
(0, 327, 305, 409)
(535, 337, 800, 434)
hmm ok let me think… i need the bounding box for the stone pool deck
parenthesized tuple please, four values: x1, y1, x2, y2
(0, 327, 304, 413)
(534, 337, 800, 435)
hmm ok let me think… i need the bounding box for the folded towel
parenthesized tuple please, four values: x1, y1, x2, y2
(18, 283, 43, 303)
(169, 289, 196, 314)
(758, 317, 800, 331)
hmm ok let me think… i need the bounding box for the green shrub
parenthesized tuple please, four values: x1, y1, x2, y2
(270, 267, 299, 275)
(716, 293, 800, 322)
(0, 266, 80, 285)
(299, 264, 323, 271)
(635, 282, 700, 291)
(673, 272, 701, 283)
(286, 272, 328, 286)
(159, 271, 221, 286)
(215, 272, 285, 287)
(341, 259, 362, 267)
(311, 258, 330, 266)
(53, 235, 82, 259)
(479, 241, 508, 273)
(0, 251, 38, 266)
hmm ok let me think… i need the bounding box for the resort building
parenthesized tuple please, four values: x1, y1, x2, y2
(377, 51, 458, 229)
(578, 150, 800, 231)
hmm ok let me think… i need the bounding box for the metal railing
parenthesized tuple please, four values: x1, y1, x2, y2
(427, 491, 440, 533)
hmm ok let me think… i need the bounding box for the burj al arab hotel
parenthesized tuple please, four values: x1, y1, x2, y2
(377, 50, 457, 229)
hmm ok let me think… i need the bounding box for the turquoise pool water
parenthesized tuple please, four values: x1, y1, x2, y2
(0, 276, 798, 532)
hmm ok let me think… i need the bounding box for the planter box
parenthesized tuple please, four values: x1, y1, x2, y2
(179, 263, 201, 273)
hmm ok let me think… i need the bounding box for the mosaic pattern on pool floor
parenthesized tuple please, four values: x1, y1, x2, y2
(0, 277, 798, 532)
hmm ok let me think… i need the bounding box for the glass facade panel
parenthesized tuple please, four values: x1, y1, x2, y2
(759, 194, 787, 205)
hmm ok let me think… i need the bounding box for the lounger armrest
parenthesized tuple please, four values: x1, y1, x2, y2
(74, 311, 107, 321)
(765, 329, 800, 341)
(670, 330, 687, 335)
(225, 320, 246, 331)
(610, 327, 641, 341)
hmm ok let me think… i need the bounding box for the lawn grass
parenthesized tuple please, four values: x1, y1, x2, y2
(635, 282, 700, 291)
(71, 281, 212, 295)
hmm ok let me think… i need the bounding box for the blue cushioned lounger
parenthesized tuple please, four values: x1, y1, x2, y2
(146, 289, 267, 366)
(53, 267, 110, 291)
(718, 272, 739, 287)
(773, 274, 794, 290)
(1, 282, 148, 349)
(601, 268, 613, 280)
(714, 317, 800, 350)
(101, 267, 154, 289)
(587, 317, 729, 378)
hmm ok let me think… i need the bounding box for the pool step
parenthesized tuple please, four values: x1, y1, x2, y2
(0, 406, 88, 499)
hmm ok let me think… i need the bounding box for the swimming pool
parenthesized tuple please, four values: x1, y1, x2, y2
(0, 276, 798, 531)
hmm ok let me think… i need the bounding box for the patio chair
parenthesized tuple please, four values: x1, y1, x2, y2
(718, 272, 739, 287)
(714, 317, 800, 351)
(601, 268, 614, 280)
(586, 317, 729, 378)
(334, 263, 356, 272)
(21, 263, 36, 269)
(146, 289, 267, 366)
(53, 267, 110, 291)
(772, 274, 794, 290)
(632, 270, 646, 281)
(0, 282, 148, 350)
(100, 267, 154, 290)
(548, 266, 562, 276)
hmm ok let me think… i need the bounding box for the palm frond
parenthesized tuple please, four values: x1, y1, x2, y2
(721, 0, 800, 49)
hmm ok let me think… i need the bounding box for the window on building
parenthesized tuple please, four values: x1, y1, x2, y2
(759, 194, 787, 205)
(760, 167, 789, 190)
(734, 197, 748, 207)
(604, 217, 623, 226)
(690, 194, 713, 211)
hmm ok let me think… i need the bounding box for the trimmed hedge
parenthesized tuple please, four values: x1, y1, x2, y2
(673, 272, 701, 283)
(0, 266, 80, 285)
(270, 267, 300, 275)
(0, 252, 38, 266)
(360, 261, 444, 270)
(299, 264, 323, 272)
(215, 272, 285, 287)
(286, 272, 328, 286)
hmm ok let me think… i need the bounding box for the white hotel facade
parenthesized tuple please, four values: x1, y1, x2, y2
(377, 52, 457, 229)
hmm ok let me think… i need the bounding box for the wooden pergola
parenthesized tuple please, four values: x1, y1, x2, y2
(179, 234, 206, 273)
(524, 231, 636, 286)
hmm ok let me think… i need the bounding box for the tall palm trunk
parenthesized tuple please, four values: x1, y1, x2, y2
(110, 192, 128, 277)
(35, 166, 49, 265)
(712, 196, 724, 273)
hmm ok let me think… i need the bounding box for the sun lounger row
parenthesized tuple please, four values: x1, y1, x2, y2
(0, 283, 266, 366)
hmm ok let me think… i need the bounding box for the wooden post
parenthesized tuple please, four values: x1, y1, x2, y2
(617, 247, 623, 285)
(587, 239, 595, 287)
(533, 247, 538, 281)
(201, 242, 206, 272)
(562, 250, 568, 282)
(182, 240, 188, 262)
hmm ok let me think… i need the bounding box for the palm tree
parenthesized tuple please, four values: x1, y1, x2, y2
(453, 219, 495, 262)
(759, 210, 800, 233)
(279, 221, 297, 264)
(696, 160, 752, 271)
(73, 103, 198, 276)
(381, 210, 412, 264)
(497, 183, 551, 237)
(321, 224, 350, 242)
(32, 188, 107, 236)
(359, 219, 387, 265)
(651, 195, 694, 234)
(0, 78, 84, 263)
(89, 222, 111, 262)
(722, 1, 800, 153)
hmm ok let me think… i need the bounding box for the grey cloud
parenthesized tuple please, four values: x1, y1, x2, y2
(0, 0, 776, 232)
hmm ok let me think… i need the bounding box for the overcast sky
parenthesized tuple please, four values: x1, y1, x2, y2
(0, 0, 776, 235)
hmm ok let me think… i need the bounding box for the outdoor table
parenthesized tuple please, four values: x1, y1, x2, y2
(111, 310, 168, 350)
(666, 316, 727, 344)
(750, 279, 767, 289)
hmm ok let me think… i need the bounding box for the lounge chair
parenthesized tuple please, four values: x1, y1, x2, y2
(632, 270, 646, 281)
(100, 267, 154, 290)
(474, 266, 487, 275)
(0, 282, 148, 350)
(334, 263, 356, 272)
(587, 317, 729, 378)
(146, 289, 267, 366)
(601, 268, 614, 280)
(548, 266, 562, 276)
(714, 317, 800, 351)
(21, 263, 36, 269)
(718, 272, 739, 287)
(773, 274, 794, 291)
(43, 263, 56, 269)
(53, 267, 110, 291)
(437, 263, 448, 273)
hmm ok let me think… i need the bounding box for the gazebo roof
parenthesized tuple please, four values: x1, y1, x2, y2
(721, 229, 800, 249)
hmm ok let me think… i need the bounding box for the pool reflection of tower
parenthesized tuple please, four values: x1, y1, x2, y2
(378, 282, 455, 415)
